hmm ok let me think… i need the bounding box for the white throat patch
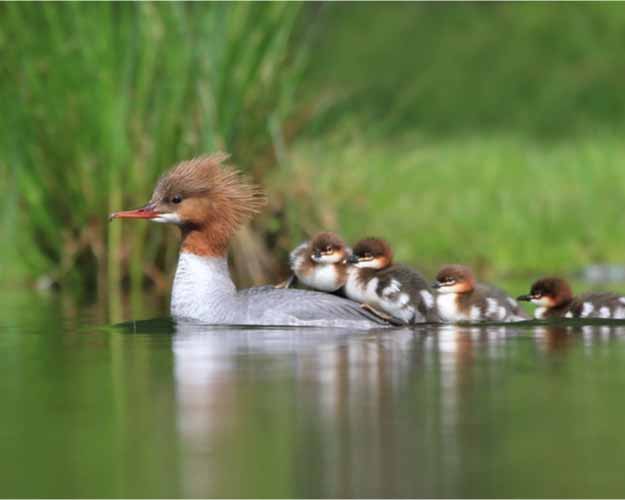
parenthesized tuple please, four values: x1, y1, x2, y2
(153, 212, 182, 225)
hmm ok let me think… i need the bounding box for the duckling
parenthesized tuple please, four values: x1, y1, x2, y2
(344, 238, 438, 324)
(279, 232, 349, 292)
(433, 265, 528, 323)
(517, 277, 625, 319)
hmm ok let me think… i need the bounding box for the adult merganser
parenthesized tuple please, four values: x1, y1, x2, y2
(517, 277, 625, 319)
(433, 265, 528, 323)
(344, 238, 439, 324)
(281, 232, 349, 292)
(110, 154, 390, 328)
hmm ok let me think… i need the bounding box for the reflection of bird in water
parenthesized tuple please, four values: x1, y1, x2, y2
(169, 320, 419, 497)
(534, 325, 575, 354)
(534, 324, 625, 354)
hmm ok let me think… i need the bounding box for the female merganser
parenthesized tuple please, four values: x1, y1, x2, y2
(433, 265, 527, 323)
(344, 238, 439, 324)
(110, 154, 391, 328)
(517, 277, 625, 319)
(281, 232, 349, 292)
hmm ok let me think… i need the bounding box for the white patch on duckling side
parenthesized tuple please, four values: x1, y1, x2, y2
(614, 308, 625, 319)
(565, 311, 573, 318)
(344, 269, 372, 304)
(580, 303, 594, 318)
(507, 297, 519, 308)
(486, 298, 498, 317)
(398, 292, 410, 306)
(289, 242, 308, 269)
(470, 306, 481, 321)
(382, 279, 402, 298)
(420, 290, 434, 309)
(599, 306, 610, 319)
(364, 277, 381, 304)
(498, 306, 507, 321)
(534, 307, 547, 319)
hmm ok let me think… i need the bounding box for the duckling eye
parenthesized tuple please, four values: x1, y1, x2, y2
(172, 195, 182, 204)
(325, 246, 333, 253)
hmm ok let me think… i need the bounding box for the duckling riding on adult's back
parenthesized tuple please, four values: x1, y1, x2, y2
(110, 154, 392, 328)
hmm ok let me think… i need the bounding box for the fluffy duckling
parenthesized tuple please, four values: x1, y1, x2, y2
(344, 238, 438, 324)
(280, 232, 349, 292)
(517, 277, 625, 319)
(433, 265, 528, 323)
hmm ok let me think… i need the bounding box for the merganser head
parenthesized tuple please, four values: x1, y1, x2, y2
(347, 238, 393, 270)
(309, 232, 348, 264)
(517, 277, 573, 308)
(109, 153, 266, 256)
(433, 265, 475, 294)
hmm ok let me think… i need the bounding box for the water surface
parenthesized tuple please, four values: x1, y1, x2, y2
(2, 291, 625, 498)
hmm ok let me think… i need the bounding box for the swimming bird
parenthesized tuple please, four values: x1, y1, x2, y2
(433, 264, 528, 323)
(110, 154, 391, 328)
(344, 237, 439, 324)
(517, 277, 625, 319)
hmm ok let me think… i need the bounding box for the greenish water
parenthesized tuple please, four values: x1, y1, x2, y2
(3, 292, 625, 498)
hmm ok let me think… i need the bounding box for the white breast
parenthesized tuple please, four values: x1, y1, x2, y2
(344, 270, 379, 306)
(300, 264, 342, 292)
(436, 293, 465, 322)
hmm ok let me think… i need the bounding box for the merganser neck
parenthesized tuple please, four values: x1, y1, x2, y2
(171, 252, 237, 323)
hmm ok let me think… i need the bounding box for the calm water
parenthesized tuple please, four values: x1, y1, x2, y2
(3, 291, 625, 498)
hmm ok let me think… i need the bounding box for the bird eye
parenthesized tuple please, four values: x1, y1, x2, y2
(172, 195, 182, 204)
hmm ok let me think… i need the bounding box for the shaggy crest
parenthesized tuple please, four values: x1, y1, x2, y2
(152, 153, 267, 225)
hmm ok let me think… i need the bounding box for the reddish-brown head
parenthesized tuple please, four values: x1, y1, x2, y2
(517, 277, 573, 308)
(347, 238, 393, 270)
(110, 153, 266, 256)
(309, 232, 348, 264)
(433, 265, 476, 294)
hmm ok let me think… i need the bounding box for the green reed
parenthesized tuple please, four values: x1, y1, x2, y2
(0, 2, 305, 314)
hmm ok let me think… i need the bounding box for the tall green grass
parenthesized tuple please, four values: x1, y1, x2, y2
(0, 3, 306, 314)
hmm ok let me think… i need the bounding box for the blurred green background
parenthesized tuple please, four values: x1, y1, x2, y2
(2, 2, 625, 318)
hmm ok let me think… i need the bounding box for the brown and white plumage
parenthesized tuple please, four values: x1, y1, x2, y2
(517, 277, 625, 319)
(434, 265, 527, 323)
(286, 232, 349, 292)
(345, 238, 439, 324)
